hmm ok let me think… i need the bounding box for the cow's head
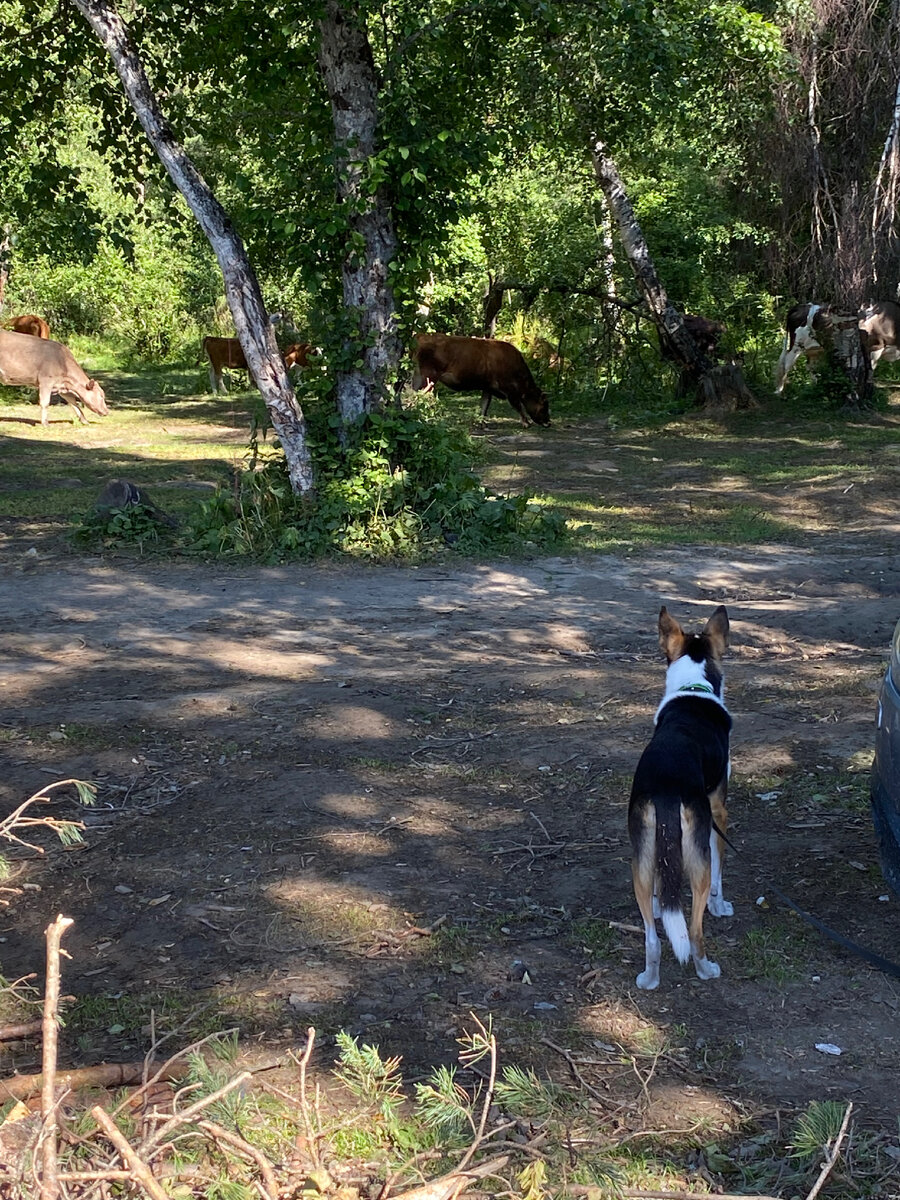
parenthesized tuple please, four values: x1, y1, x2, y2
(83, 379, 109, 417)
(283, 342, 317, 371)
(526, 390, 550, 426)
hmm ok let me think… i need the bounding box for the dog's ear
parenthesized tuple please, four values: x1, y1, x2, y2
(703, 605, 730, 654)
(658, 606, 686, 662)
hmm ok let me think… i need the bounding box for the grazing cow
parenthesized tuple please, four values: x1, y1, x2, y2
(4, 314, 50, 339)
(0, 329, 108, 424)
(203, 336, 249, 394)
(775, 301, 900, 392)
(203, 336, 314, 393)
(412, 334, 550, 427)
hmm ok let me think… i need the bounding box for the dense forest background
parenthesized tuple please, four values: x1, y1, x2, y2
(1, 0, 898, 416)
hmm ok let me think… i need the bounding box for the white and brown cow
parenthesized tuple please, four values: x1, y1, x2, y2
(775, 301, 900, 392)
(0, 329, 108, 424)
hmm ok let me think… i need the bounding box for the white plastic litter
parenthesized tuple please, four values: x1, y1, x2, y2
(814, 1043, 842, 1056)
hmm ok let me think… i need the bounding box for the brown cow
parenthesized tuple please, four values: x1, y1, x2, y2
(0, 329, 108, 424)
(283, 342, 315, 371)
(658, 314, 726, 364)
(412, 334, 550, 427)
(203, 336, 248, 394)
(203, 336, 314, 393)
(4, 314, 50, 339)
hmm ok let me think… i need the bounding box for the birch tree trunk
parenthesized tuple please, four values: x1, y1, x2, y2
(70, 0, 315, 495)
(318, 0, 401, 427)
(588, 136, 709, 382)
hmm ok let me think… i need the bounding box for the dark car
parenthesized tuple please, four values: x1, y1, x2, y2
(872, 617, 900, 896)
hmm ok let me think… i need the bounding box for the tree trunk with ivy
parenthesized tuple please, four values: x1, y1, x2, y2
(318, 0, 402, 427)
(0, 226, 10, 315)
(71, 0, 315, 495)
(828, 313, 874, 409)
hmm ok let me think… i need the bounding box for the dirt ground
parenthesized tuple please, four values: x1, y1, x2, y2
(1, 406, 900, 1188)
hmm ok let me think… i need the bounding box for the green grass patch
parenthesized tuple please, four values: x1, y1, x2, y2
(568, 917, 619, 959)
(737, 922, 806, 985)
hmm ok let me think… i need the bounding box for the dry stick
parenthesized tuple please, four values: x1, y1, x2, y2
(540, 1038, 608, 1105)
(197, 1119, 278, 1200)
(573, 1183, 779, 1200)
(293, 1026, 321, 1168)
(138, 1069, 254, 1156)
(90, 1106, 170, 1200)
(57, 1171, 132, 1183)
(388, 1154, 510, 1200)
(39, 913, 73, 1200)
(804, 1102, 853, 1200)
(455, 1028, 498, 1174)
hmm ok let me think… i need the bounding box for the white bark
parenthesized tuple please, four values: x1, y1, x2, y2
(589, 135, 707, 374)
(70, 0, 315, 494)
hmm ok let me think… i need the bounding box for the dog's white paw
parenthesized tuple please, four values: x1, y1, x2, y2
(694, 957, 721, 980)
(707, 895, 734, 918)
(636, 968, 660, 990)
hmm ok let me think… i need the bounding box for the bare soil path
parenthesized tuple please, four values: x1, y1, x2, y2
(0, 540, 897, 1148)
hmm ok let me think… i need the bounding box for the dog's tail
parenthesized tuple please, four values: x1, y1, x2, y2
(656, 801, 690, 964)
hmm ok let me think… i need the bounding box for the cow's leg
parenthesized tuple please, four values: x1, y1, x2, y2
(870, 345, 885, 370)
(774, 344, 805, 393)
(207, 363, 218, 393)
(217, 368, 227, 395)
(504, 390, 530, 428)
(57, 390, 87, 424)
(479, 392, 493, 419)
(39, 381, 53, 425)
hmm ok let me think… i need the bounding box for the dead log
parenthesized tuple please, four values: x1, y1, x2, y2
(0, 1062, 185, 1104)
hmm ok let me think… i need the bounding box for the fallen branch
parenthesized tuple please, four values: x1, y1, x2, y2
(0, 1019, 43, 1041)
(91, 1104, 170, 1200)
(292, 1026, 321, 1169)
(805, 1102, 853, 1200)
(39, 913, 73, 1200)
(565, 1187, 782, 1200)
(387, 1153, 510, 1200)
(0, 1061, 186, 1104)
(138, 1069, 254, 1156)
(0, 780, 94, 856)
(540, 1037, 609, 1105)
(198, 1118, 278, 1200)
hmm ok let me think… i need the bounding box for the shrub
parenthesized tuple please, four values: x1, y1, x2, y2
(188, 397, 568, 562)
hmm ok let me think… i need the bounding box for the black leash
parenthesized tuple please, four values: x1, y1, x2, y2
(712, 821, 900, 982)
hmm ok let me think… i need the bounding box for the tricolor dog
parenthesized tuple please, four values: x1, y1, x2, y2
(628, 606, 733, 990)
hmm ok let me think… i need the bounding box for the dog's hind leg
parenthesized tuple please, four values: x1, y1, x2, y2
(707, 775, 733, 917)
(633, 864, 662, 993)
(685, 818, 721, 981)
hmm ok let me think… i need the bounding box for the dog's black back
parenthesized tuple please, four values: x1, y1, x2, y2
(629, 698, 731, 909)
